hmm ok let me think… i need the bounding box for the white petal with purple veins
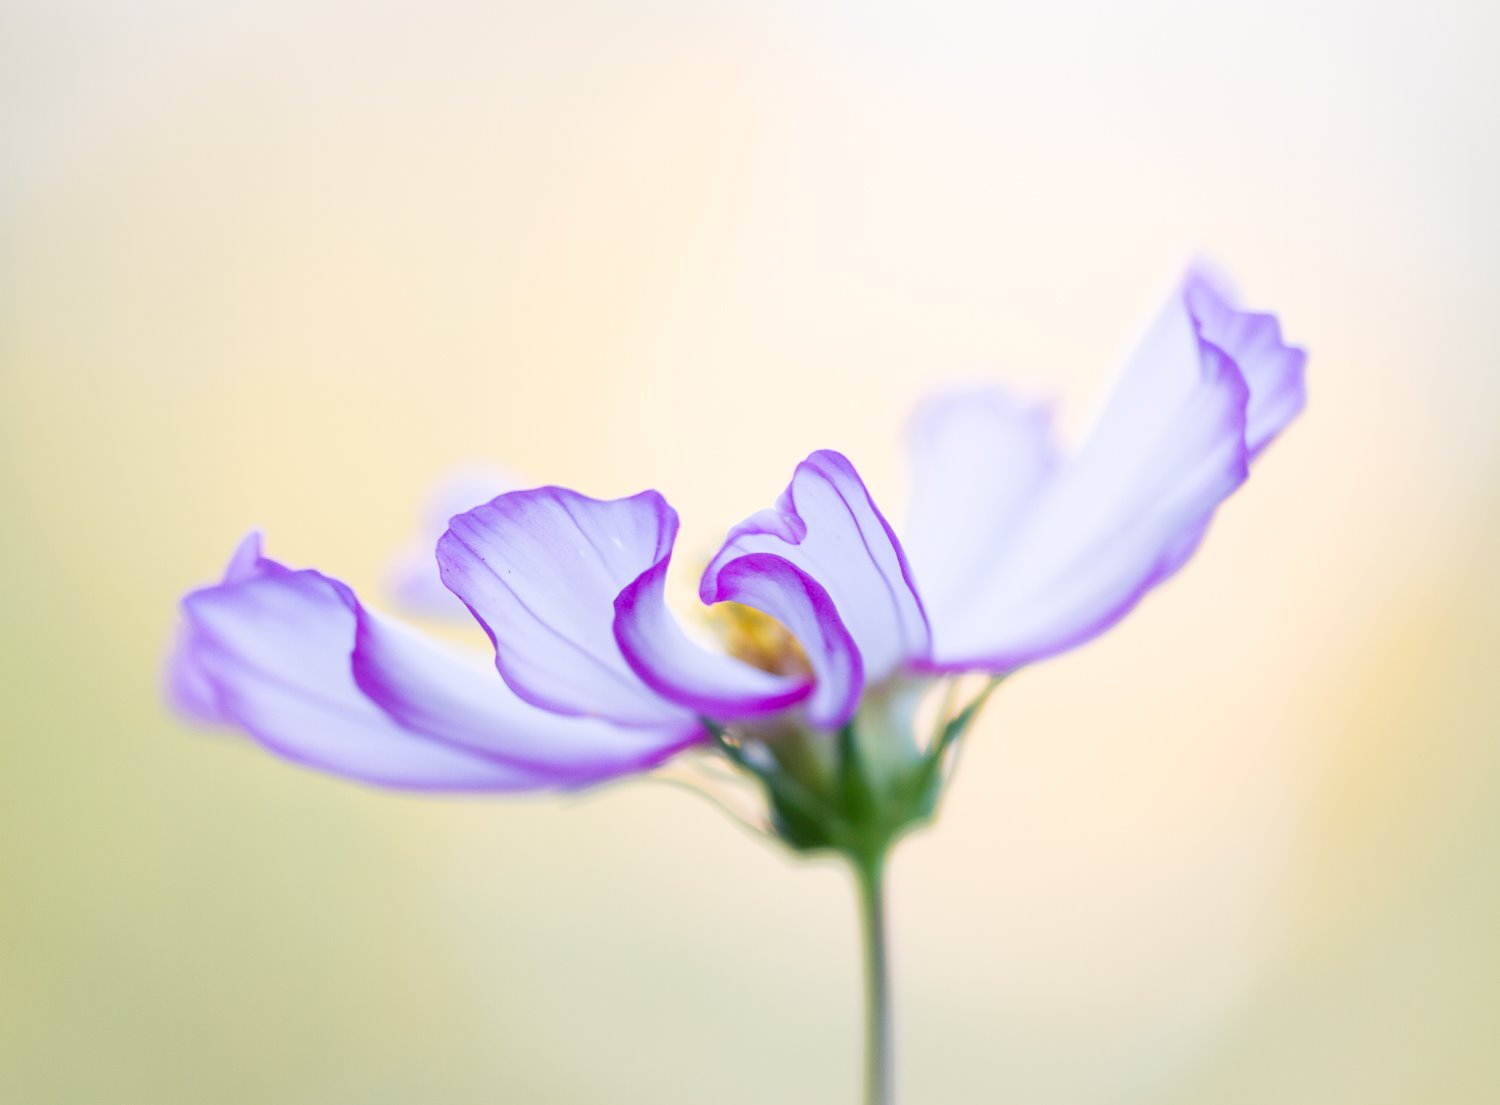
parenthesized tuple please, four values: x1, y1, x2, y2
(908, 267, 1303, 672)
(175, 539, 699, 790)
(704, 450, 931, 686)
(182, 559, 552, 790)
(437, 487, 697, 728)
(612, 551, 814, 722)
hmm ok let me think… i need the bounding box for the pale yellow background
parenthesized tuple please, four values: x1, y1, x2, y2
(3, 3, 1497, 1103)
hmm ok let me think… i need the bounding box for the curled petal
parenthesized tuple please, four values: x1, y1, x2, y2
(911, 264, 1303, 671)
(703, 450, 931, 685)
(707, 553, 863, 730)
(173, 536, 696, 791)
(612, 553, 813, 722)
(437, 487, 695, 728)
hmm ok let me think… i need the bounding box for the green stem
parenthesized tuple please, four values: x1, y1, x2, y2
(854, 848, 893, 1105)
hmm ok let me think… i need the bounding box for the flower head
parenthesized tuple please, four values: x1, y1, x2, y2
(167, 264, 1304, 850)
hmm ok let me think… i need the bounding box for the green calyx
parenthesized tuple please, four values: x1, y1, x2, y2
(704, 677, 1002, 861)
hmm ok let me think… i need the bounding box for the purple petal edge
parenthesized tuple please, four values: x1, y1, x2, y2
(612, 551, 814, 721)
(706, 551, 864, 730)
(436, 486, 695, 730)
(702, 450, 931, 686)
(170, 533, 699, 793)
(910, 262, 1286, 674)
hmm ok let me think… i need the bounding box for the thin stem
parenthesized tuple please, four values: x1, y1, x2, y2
(854, 848, 893, 1105)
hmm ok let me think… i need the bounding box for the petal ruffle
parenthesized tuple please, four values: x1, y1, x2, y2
(910, 265, 1303, 671)
(436, 487, 697, 728)
(1184, 267, 1307, 459)
(703, 450, 931, 687)
(173, 537, 697, 791)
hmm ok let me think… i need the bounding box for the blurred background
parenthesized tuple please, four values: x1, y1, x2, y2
(3, 2, 1497, 1102)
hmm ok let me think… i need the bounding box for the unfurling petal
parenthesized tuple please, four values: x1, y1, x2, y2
(911, 267, 1304, 671)
(387, 464, 521, 617)
(437, 487, 697, 728)
(703, 450, 931, 687)
(173, 537, 696, 790)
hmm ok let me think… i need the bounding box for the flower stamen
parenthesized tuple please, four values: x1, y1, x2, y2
(707, 602, 812, 679)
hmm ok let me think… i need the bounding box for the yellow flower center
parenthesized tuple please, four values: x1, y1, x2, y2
(707, 602, 811, 679)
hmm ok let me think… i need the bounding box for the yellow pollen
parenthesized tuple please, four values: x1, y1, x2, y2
(708, 602, 812, 679)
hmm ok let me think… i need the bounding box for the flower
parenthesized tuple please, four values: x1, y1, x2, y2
(166, 261, 1306, 1105)
(167, 264, 1304, 838)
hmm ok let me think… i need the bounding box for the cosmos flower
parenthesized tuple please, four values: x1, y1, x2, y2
(167, 262, 1304, 1105)
(168, 264, 1303, 811)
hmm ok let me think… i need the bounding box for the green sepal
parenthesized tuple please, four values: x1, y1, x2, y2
(701, 676, 1004, 860)
(837, 723, 880, 826)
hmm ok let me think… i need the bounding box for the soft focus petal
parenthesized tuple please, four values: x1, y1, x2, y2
(904, 389, 1058, 625)
(703, 450, 931, 685)
(220, 530, 266, 582)
(388, 464, 521, 617)
(912, 266, 1302, 671)
(162, 531, 264, 724)
(1184, 267, 1307, 459)
(179, 555, 555, 791)
(612, 551, 813, 721)
(437, 487, 695, 728)
(164, 625, 225, 724)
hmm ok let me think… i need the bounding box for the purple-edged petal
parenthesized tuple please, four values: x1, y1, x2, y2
(351, 605, 699, 777)
(707, 553, 863, 730)
(910, 265, 1301, 671)
(180, 560, 546, 791)
(437, 487, 695, 728)
(172, 537, 698, 791)
(612, 551, 813, 721)
(703, 450, 931, 686)
(388, 464, 521, 617)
